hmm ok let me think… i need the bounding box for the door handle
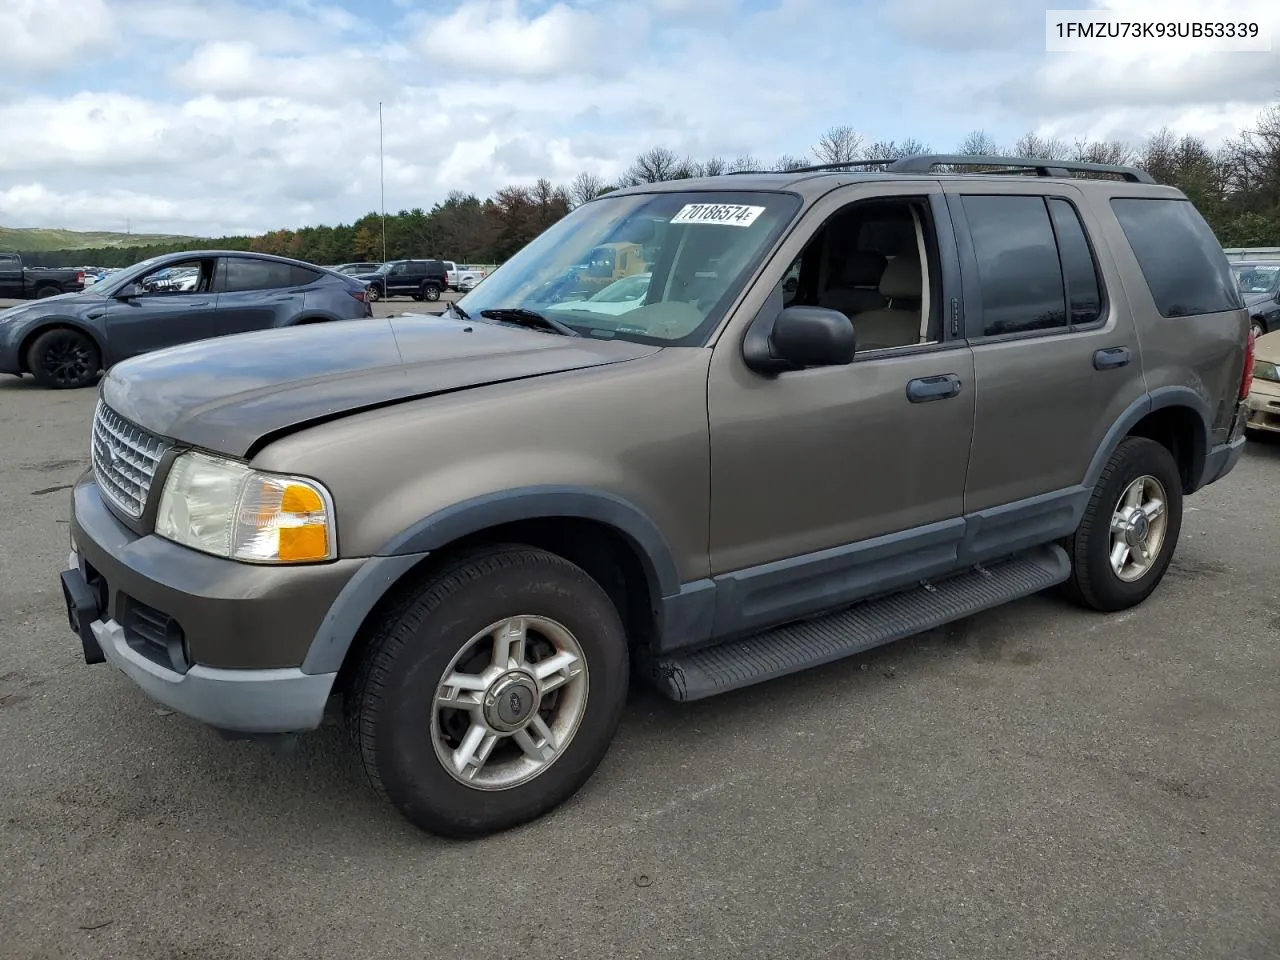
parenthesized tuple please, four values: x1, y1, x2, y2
(272, 295, 298, 301)
(184, 300, 211, 307)
(906, 373, 962, 403)
(1094, 346, 1130, 370)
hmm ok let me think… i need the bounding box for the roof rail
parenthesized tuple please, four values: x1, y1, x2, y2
(884, 154, 1156, 184)
(766, 159, 898, 175)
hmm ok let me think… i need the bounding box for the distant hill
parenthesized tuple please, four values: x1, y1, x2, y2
(0, 225, 201, 252)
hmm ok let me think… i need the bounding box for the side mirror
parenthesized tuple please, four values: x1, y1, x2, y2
(744, 305, 856, 374)
(114, 282, 142, 299)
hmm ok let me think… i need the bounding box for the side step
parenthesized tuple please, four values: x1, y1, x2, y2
(641, 544, 1070, 702)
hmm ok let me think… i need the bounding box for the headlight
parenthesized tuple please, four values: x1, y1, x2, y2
(155, 451, 336, 563)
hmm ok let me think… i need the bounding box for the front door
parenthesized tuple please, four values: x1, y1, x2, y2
(707, 183, 976, 638)
(104, 257, 217, 363)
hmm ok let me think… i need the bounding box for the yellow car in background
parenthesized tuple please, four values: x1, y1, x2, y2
(1246, 330, 1280, 435)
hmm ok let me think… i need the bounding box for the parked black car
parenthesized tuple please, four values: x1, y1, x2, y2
(355, 259, 448, 302)
(0, 253, 85, 299)
(0, 250, 373, 389)
(1231, 260, 1280, 337)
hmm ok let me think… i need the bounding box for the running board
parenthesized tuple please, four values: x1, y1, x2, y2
(641, 544, 1071, 702)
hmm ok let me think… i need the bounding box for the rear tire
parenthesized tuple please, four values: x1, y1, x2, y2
(422, 283, 441, 302)
(366, 285, 380, 302)
(1251, 318, 1266, 339)
(1062, 437, 1183, 612)
(34, 285, 61, 299)
(346, 545, 629, 838)
(26, 328, 100, 389)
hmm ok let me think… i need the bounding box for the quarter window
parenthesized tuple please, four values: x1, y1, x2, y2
(961, 195, 1067, 336)
(1110, 197, 1242, 317)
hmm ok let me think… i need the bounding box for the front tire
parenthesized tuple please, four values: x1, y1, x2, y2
(366, 285, 380, 302)
(346, 545, 629, 838)
(1062, 437, 1183, 612)
(26, 328, 100, 389)
(1251, 318, 1266, 339)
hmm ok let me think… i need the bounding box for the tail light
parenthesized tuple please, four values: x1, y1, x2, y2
(76, 271, 85, 283)
(1240, 327, 1256, 400)
(349, 289, 367, 302)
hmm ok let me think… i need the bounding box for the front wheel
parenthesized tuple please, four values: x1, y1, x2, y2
(26, 328, 100, 389)
(346, 545, 629, 838)
(1251, 318, 1266, 339)
(1062, 437, 1183, 612)
(366, 285, 380, 302)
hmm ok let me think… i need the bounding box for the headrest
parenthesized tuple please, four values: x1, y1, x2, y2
(879, 254, 921, 299)
(839, 250, 887, 286)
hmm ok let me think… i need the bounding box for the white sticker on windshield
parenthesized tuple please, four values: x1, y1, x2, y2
(669, 203, 766, 227)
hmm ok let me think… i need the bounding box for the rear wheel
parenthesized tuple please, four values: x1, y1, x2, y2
(26, 328, 100, 389)
(1062, 437, 1183, 612)
(34, 285, 61, 299)
(366, 285, 380, 302)
(422, 283, 441, 302)
(1251, 317, 1266, 339)
(346, 545, 629, 838)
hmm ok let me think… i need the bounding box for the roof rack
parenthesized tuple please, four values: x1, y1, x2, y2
(884, 154, 1155, 183)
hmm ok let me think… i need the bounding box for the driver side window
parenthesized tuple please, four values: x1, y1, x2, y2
(782, 196, 941, 353)
(137, 259, 214, 296)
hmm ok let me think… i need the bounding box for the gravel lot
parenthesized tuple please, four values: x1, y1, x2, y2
(1, 358, 1278, 959)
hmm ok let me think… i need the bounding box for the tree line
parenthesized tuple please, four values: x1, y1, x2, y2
(21, 99, 1279, 270)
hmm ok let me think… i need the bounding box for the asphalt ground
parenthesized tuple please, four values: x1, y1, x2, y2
(0, 356, 1278, 959)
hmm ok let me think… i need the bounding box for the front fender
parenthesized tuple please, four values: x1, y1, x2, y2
(379, 484, 682, 599)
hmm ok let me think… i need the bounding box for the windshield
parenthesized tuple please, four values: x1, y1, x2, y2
(455, 190, 800, 345)
(1233, 263, 1280, 295)
(374, 262, 395, 275)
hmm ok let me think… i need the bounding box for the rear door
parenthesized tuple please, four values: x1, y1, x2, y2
(943, 181, 1147, 513)
(213, 257, 306, 335)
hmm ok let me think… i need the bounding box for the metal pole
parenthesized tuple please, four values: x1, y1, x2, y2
(379, 102, 387, 262)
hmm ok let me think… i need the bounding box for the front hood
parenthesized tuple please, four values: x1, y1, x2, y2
(101, 313, 661, 458)
(0, 290, 102, 317)
(1244, 290, 1278, 310)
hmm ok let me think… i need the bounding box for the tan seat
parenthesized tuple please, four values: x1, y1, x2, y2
(818, 250, 888, 316)
(849, 253, 923, 351)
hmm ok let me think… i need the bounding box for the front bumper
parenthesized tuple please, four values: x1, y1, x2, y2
(65, 474, 367, 733)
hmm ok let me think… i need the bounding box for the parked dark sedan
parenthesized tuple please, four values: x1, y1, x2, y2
(0, 250, 373, 388)
(1231, 260, 1280, 337)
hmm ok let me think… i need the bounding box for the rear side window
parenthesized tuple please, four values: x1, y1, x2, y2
(291, 265, 322, 286)
(1047, 199, 1103, 326)
(222, 258, 298, 292)
(961, 195, 1066, 336)
(1110, 198, 1242, 317)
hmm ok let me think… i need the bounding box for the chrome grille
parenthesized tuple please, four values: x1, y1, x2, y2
(91, 401, 170, 519)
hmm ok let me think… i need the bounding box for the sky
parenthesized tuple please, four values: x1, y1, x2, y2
(1, 0, 1277, 237)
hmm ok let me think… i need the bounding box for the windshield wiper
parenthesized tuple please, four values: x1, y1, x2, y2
(448, 301, 471, 321)
(479, 307, 581, 337)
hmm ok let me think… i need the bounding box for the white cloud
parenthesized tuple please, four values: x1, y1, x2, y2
(171, 41, 391, 102)
(0, 0, 1276, 237)
(416, 0, 647, 77)
(0, 0, 114, 74)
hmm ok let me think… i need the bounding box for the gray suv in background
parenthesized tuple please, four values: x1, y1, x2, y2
(59, 155, 1251, 839)
(0, 250, 373, 388)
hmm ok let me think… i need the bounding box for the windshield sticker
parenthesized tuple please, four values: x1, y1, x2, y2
(669, 203, 766, 227)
